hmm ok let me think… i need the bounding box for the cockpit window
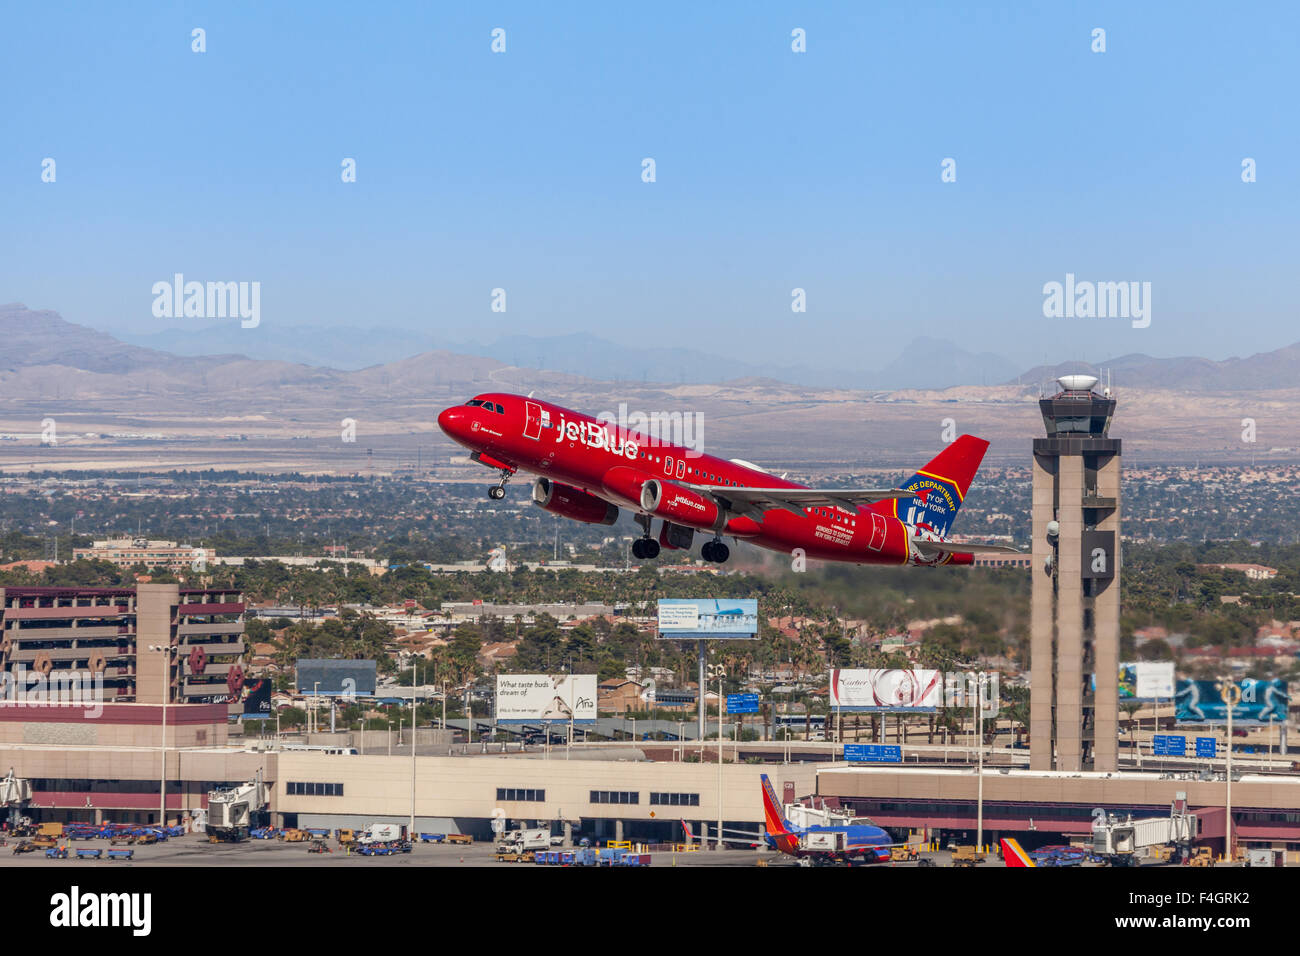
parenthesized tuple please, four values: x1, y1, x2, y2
(466, 399, 484, 407)
(493, 403, 505, 414)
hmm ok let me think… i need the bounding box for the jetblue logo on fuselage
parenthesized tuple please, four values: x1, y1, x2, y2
(553, 414, 639, 461)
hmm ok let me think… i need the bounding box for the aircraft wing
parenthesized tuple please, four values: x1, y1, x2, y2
(908, 538, 1022, 555)
(692, 485, 912, 520)
(681, 820, 763, 846)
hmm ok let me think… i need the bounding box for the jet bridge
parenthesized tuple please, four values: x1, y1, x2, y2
(1091, 796, 1198, 860)
(0, 769, 33, 828)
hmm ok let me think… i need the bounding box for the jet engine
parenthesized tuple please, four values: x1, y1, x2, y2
(600, 465, 651, 508)
(531, 478, 619, 525)
(640, 479, 725, 531)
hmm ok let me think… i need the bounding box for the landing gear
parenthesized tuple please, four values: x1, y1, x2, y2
(632, 538, 660, 559)
(631, 514, 659, 559)
(701, 539, 730, 563)
(487, 470, 512, 500)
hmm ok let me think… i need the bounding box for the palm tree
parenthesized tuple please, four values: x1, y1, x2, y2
(1004, 701, 1030, 747)
(1121, 701, 1143, 753)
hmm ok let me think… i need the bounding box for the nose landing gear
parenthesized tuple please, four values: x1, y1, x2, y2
(487, 470, 512, 500)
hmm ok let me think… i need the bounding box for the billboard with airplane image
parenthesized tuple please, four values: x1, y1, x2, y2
(656, 599, 759, 639)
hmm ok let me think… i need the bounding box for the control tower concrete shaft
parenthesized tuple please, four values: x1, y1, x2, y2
(1030, 374, 1121, 772)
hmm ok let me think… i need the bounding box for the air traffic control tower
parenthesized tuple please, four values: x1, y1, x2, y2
(1030, 374, 1121, 772)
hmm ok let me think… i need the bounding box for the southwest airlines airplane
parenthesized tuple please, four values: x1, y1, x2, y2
(437, 393, 1018, 566)
(759, 774, 894, 864)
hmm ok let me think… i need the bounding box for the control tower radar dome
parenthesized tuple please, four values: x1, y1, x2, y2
(1057, 374, 1098, 393)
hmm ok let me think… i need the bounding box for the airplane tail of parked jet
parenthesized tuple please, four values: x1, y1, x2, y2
(893, 434, 989, 539)
(759, 774, 799, 854)
(1001, 837, 1037, 867)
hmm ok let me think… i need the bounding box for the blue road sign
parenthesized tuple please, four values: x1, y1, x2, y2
(1195, 737, 1218, 758)
(844, 744, 902, 763)
(1152, 735, 1186, 756)
(726, 694, 759, 714)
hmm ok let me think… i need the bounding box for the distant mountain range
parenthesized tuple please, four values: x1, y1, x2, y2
(2, 303, 1296, 470)
(4, 302, 1298, 395)
(0, 304, 244, 375)
(1014, 347, 1300, 392)
(116, 321, 1020, 390)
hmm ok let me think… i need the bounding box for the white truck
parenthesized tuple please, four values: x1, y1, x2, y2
(799, 831, 847, 853)
(496, 828, 550, 854)
(357, 823, 405, 845)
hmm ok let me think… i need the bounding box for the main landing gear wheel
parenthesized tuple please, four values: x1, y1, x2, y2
(632, 538, 660, 559)
(701, 540, 730, 563)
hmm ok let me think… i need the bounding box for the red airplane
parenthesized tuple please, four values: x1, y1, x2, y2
(437, 393, 1018, 566)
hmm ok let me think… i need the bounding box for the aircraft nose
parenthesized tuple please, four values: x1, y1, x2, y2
(438, 407, 466, 439)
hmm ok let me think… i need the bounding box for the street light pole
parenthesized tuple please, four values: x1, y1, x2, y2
(148, 644, 174, 826)
(975, 671, 985, 854)
(411, 661, 417, 839)
(161, 647, 167, 826)
(1222, 678, 1240, 862)
(697, 640, 707, 744)
(717, 668, 724, 852)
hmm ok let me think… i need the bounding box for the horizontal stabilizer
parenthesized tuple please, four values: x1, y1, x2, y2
(909, 538, 1021, 555)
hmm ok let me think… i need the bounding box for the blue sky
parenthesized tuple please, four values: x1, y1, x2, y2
(3, 1, 1297, 371)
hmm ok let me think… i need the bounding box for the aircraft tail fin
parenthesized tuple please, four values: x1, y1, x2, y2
(1001, 837, 1036, 867)
(893, 435, 989, 538)
(760, 775, 799, 854)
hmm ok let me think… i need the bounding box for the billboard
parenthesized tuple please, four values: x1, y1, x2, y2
(829, 669, 943, 711)
(1175, 678, 1288, 724)
(656, 599, 758, 639)
(1134, 662, 1175, 699)
(241, 677, 272, 719)
(1091, 661, 1176, 701)
(295, 659, 377, 697)
(495, 674, 597, 724)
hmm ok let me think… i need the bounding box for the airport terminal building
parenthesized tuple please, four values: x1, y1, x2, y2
(4, 704, 1300, 857)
